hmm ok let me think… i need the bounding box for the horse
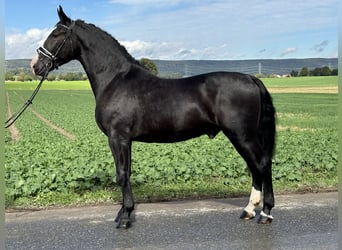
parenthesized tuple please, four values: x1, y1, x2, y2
(31, 6, 276, 229)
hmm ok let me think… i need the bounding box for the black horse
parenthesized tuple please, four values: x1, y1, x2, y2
(32, 6, 276, 228)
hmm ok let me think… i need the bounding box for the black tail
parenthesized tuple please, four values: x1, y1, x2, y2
(252, 76, 276, 159)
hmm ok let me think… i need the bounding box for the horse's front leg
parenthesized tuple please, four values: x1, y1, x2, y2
(108, 135, 134, 229)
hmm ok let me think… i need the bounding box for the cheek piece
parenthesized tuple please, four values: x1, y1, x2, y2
(36, 22, 74, 71)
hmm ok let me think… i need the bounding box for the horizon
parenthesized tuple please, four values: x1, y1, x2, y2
(6, 58, 338, 78)
(5, 57, 339, 62)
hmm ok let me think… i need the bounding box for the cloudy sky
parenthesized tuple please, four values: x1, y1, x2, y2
(5, 0, 338, 60)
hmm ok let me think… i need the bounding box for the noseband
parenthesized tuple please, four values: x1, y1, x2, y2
(37, 22, 75, 70)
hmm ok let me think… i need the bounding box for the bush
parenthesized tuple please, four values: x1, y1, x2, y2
(59, 72, 84, 81)
(5, 72, 15, 81)
(47, 73, 57, 81)
(140, 58, 158, 75)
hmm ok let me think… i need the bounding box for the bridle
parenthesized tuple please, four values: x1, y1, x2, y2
(37, 22, 75, 70)
(5, 22, 75, 128)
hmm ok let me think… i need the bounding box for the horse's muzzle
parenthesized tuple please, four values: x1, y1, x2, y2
(31, 57, 52, 77)
(30, 56, 38, 75)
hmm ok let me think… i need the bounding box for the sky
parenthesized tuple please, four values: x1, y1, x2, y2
(5, 0, 338, 60)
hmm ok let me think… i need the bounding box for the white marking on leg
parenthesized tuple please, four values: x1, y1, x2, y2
(244, 187, 261, 216)
(260, 211, 274, 220)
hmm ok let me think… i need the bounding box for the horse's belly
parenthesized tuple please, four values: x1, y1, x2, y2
(133, 123, 220, 143)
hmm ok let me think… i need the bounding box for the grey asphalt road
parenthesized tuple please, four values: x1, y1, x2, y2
(5, 192, 338, 250)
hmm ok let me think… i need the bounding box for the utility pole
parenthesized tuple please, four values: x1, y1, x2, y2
(184, 63, 189, 77)
(258, 62, 262, 75)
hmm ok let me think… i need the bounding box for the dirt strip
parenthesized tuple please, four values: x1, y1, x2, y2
(6, 92, 20, 142)
(14, 92, 77, 141)
(269, 86, 338, 94)
(29, 107, 77, 141)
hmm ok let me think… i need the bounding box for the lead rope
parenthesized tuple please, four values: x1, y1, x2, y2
(5, 69, 50, 128)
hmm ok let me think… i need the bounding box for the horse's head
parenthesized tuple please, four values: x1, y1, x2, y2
(31, 6, 77, 76)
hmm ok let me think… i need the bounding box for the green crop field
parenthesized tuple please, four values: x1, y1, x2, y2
(4, 76, 338, 208)
(262, 75, 337, 88)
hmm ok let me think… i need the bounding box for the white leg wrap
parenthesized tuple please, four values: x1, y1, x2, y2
(260, 211, 274, 220)
(244, 187, 261, 215)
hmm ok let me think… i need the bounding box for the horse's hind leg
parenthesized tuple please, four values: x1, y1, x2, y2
(223, 131, 274, 223)
(108, 134, 134, 229)
(258, 156, 274, 224)
(240, 182, 262, 220)
(240, 160, 274, 224)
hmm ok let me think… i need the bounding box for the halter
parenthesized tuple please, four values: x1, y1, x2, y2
(5, 22, 75, 128)
(37, 22, 75, 70)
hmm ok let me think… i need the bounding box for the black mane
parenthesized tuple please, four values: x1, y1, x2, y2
(75, 19, 141, 66)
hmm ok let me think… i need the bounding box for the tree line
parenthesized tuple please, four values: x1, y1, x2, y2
(290, 66, 338, 77)
(5, 58, 159, 82)
(5, 69, 87, 81)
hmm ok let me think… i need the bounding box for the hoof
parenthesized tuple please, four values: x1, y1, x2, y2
(116, 219, 132, 229)
(257, 211, 273, 224)
(115, 207, 124, 223)
(240, 210, 255, 220)
(115, 206, 133, 229)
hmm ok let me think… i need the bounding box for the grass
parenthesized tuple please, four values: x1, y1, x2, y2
(8, 175, 337, 209)
(273, 93, 337, 130)
(261, 75, 337, 88)
(5, 80, 91, 90)
(5, 76, 338, 209)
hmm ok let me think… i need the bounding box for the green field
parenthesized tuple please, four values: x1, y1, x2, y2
(4, 76, 338, 208)
(5, 80, 91, 90)
(262, 75, 337, 88)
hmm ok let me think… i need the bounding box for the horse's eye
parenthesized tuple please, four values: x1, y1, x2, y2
(52, 32, 59, 38)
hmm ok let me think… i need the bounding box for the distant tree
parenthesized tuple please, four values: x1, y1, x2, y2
(47, 73, 56, 81)
(310, 66, 332, 76)
(64, 73, 75, 81)
(299, 67, 309, 76)
(310, 68, 320, 76)
(59, 73, 67, 81)
(76, 72, 83, 80)
(17, 71, 26, 81)
(59, 72, 84, 81)
(24, 75, 33, 81)
(140, 58, 158, 75)
(290, 70, 298, 77)
(331, 68, 338, 76)
(320, 66, 331, 76)
(5, 72, 15, 81)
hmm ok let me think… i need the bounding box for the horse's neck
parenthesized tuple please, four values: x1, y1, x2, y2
(75, 24, 135, 97)
(79, 53, 130, 97)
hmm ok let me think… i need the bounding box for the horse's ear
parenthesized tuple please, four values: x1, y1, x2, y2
(57, 5, 72, 25)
